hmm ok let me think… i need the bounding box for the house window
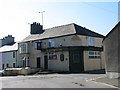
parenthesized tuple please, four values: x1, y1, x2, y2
(35, 41, 41, 50)
(48, 52, 53, 59)
(13, 63, 15, 68)
(22, 60, 25, 67)
(48, 39, 54, 47)
(27, 60, 30, 67)
(60, 54, 64, 61)
(21, 57, 29, 67)
(19, 43, 28, 54)
(2, 64, 4, 69)
(6, 64, 9, 68)
(89, 51, 101, 59)
(13, 52, 15, 58)
(21, 57, 25, 67)
(88, 37, 94, 46)
(48, 52, 57, 60)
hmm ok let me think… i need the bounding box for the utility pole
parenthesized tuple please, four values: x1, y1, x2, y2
(38, 11, 45, 28)
(118, 1, 120, 21)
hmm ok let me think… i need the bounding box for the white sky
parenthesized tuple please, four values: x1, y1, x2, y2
(0, 0, 119, 42)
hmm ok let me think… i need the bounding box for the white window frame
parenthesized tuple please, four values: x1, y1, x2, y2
(21, 56, 29, 67)
(88, 51, 101, 59)
(19, 43, 28, 54)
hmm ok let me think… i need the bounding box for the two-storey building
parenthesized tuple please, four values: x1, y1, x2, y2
(18, 22, 105, 72)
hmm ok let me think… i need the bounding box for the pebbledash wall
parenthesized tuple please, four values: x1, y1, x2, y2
(47, 51, 69, 71)
(18, 23, 105, 72)
(42, 35, 104, 71)
(84, 51, 105, 71)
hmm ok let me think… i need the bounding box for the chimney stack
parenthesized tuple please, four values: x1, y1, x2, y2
(30, 22, 44, 34)
(0, 35, 15, 47)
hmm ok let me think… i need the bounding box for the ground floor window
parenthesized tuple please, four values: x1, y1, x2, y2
(13, 63, 16, 68)
(48, 52, 57, 60)
(27, 59, 30, 67)
(88, 51, 101, 59)
(60, 54, 64, 61)
(2, 64, 4, 69)
(21, 57, 29, 67)
(6, 64, 9, 68)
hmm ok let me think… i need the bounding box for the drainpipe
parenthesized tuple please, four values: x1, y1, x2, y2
(100, 51, 102, 70)
(15, 50, 17, 68)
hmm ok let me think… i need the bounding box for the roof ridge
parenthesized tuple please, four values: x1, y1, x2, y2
(44, 23, 75, 30)
(19, 23, 105, 43)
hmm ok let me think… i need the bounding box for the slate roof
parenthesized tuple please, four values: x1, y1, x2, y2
(0, 43, 18, 52)
(20, 23, 104, 43)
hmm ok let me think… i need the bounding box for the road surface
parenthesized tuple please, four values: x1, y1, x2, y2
(0, 74, 117, 88)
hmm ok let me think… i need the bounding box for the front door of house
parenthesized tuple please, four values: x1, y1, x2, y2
(44, 56, 48, 70)
(37, 57, 41, 68)
(69, 50, 84, 72)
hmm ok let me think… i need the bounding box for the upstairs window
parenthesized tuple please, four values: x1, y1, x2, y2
(89, 51, 101, 59)
(35, 40, 42, 50)
(19, 43, 28, 54)
(88, 37, 94, 46)
(48, 39, 54, 48)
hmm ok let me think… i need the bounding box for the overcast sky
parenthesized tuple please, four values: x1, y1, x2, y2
(0, 0, 119, 42)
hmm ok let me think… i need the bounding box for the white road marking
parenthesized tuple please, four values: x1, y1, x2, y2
(85, 76, 119, 89)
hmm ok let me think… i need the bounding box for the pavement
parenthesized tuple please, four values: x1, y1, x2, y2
(93, 76, 120, 89)
(1, 73, 116, 88)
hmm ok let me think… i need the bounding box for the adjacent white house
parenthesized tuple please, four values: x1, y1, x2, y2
(0, 43, 18, 70)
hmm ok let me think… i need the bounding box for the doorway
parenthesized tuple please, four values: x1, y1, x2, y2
(69, 50, 84, 72)
(44, 56, 48, 70)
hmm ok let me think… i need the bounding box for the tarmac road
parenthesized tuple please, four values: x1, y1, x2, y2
(0, 74, 118, 88)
